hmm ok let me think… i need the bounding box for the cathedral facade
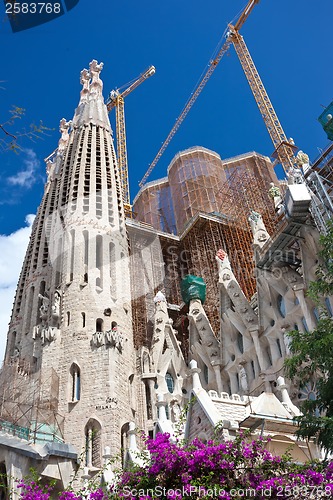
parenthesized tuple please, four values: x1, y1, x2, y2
(0, 61, 328, 493)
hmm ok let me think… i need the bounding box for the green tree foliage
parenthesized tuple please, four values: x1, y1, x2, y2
(285, 220, 333, 453)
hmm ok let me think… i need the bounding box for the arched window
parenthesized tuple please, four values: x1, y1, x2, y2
(165, 372, 174, 393)
(67, 311, 71, 326)
(203, 364, 209, 385)
(96, 318, 103, 332)
(85, 419, 101, 468)
(301, 317, 309, 333)
(325, 297, 333, 317)
(237, 332, 244, 354)
(82, 312, 86, 328)
(276, 338, 283, 358)
(277, 295, 286, 318)
(70, 363, 81, 402)
(313, 307, 320, 323)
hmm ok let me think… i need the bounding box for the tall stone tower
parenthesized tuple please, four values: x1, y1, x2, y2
(4, 61, 135, 466)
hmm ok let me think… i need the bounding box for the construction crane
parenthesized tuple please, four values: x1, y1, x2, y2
(139, 0, 297, 187)
(106, 65, 155, 215)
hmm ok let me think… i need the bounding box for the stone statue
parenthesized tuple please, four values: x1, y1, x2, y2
(296, 150, 310, 169)
(38, 293, 50, 320)
(238, 364, 248, 392)
(171, 401, 182, 422)
(58, 118, 72, 153)
(51, 290, 61, 318)
(80, 68, 90, 102)
(89, 60, 104, 95)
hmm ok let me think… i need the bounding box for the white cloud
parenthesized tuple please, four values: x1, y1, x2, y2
(0, 215, 34, 363)
(7, 148, 40, 188)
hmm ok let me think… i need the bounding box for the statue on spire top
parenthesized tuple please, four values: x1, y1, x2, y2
(89, 60, 104, 95)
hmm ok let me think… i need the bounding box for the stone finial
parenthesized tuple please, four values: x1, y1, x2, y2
(215, 250, 232, 282)
(216, 249, 227, 262)
(296, 150, 310, 169)
(89, 59, 104, 95)
(102, 446, 115, 485)
(248, 211, 270, 249)
(156, 393, 168, 421)
(154, 291, 166, 303)
(276, 376, 301, 416)
(189, 359, 202, 391)
(128, 422, 138, 451)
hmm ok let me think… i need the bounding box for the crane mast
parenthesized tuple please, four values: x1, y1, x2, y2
(107, 66, 155, 215)
(228, 27, 296, 173)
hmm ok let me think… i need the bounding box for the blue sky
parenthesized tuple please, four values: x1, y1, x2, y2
(0, 0, 332, 359)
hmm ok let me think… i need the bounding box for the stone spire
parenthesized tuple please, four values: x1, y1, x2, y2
(73, 59, 111, 131)
(4, 60, 134, 465)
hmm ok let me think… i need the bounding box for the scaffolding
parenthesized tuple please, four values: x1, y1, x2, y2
(0, 360, 64, 444)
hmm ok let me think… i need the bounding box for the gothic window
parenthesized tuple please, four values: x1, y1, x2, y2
(237, 332, 244, 354)
(276, 338, 283, 358)
(325, 297, 333, 317)
(203, 364, 209, 384)
(165, 372, 174, 393)
(266, 346, 272, 366)
(85, 419, 101, 468)
(301, 317, 309, 333)
(313, 307, 320, 323)
(144, 381, 152, 420)
(83, 230, 89, 283)
(277, 295, 286, 318)
(251, 360, 256, 378)
(70, 363, 81, 402)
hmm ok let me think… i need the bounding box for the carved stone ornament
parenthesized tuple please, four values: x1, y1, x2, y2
(216, 249, 227, 261)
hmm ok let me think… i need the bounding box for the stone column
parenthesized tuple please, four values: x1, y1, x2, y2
(156, 393, 168, 421)
(189, 359, 202, 391)
(211, 360, 223, 394)
(293, 283, 316, 331)
(249, 326, 265, 370)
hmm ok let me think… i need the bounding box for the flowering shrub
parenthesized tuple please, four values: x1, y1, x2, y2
(16, 433, 333, 499)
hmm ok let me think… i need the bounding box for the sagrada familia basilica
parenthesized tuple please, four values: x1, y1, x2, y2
(0, 60, 330, 494)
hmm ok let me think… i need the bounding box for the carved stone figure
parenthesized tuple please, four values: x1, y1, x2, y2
(52, 291, 61, 317)
(89, 60, 104, 95)
(171, 402, 181, 422)
(296, 150, 310, 169)
(58, 118, 72, 153)
(238, 364, 248, 392)
(38, 293, 50, 322)
(80, 68, 90, 102)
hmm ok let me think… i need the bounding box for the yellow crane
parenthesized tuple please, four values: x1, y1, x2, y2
(106, 66, 155, 215)
(139, 0, 296, 187)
